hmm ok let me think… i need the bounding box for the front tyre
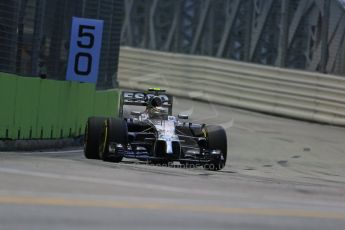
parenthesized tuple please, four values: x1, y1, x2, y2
(204, 125, 227, 171)
(99, 118, 128, 162)
(84, 117, 106, 159)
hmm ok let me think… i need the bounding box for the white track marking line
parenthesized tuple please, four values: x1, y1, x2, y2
(35, 149, 83, 154)
(0, 149, 83, 154)
(0, 167, 228, 197)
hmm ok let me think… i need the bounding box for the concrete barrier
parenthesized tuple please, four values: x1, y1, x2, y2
(118, 47, 345, 126)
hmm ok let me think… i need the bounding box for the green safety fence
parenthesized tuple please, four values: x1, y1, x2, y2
(0, 72, 120, 140)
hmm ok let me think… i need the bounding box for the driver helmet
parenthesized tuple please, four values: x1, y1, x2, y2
(147, 96, 167, 118)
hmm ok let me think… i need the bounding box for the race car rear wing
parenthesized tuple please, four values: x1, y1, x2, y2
(119, 90, 173, 117)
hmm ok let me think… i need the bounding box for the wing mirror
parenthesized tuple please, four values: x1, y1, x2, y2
(178, 114, 189, 120)
(131, 111, 141, 117)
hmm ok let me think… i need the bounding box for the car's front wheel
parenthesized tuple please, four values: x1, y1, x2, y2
(99, 118, 128, 162)
(84, 117, 105, 159)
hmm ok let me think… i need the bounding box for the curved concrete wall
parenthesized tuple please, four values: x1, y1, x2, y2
(118, 47, 345, 126)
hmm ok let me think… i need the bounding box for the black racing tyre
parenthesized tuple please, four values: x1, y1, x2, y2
(204, 125, 227, 171)
(84, 117, 106, 159)
(99, 118, 128, 162)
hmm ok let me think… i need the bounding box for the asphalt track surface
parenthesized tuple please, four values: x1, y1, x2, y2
(1, 97, 345, 230)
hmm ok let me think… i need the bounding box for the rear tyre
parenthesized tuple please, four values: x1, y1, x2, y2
(203, 125, 227, 171)
(84, 117, 105, 159)
(99, 118, 128, 162)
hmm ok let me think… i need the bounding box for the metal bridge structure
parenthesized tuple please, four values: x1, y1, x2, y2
(121, 0, 345, 76)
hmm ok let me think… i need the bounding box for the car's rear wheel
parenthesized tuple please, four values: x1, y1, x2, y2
(203, 125, 227, 171)
(84, 117, 105, 159)
(99, 118, 128, 162)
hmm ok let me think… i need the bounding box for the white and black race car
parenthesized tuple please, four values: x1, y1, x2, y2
(84, 89, 227, 170)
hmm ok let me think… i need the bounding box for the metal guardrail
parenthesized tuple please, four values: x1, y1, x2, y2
(118, 47, 345, 126)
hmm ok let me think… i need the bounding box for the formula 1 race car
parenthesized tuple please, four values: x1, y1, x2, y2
(83, 88, 227, 170)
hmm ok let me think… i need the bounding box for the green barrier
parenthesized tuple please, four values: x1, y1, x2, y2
(14, 77, 41, 139)
(57, 82, 79, 139)
(75, 83, 95, 137)
(0, 73, 17, 139)
(38, 80, 62, 139)
(0, 73, 120, 140)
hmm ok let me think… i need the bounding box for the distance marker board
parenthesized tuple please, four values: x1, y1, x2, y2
(66, 17, 104, 83)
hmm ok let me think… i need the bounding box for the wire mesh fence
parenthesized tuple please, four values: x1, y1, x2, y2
(2, 0, 345, 84)
(0, 0, 19, 74)
(0, 0, 123, 89)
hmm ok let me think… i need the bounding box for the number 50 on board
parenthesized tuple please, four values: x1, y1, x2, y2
(66, 17, 104, 83)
